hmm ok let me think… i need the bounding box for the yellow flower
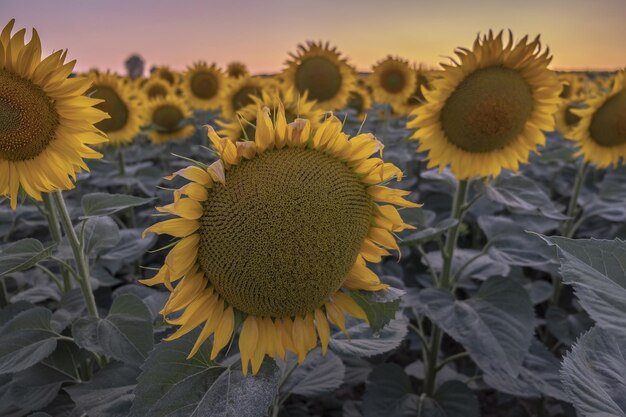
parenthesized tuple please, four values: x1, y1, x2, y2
(181, 61, 225, 110)
(407, 31, 561, 179)
(0, 19, 107, 209)
(142, 77, 174, 101)
(567, 70, 626, 167)
(87, 72, 144, 146)
(369, 56, 416, 105)
(226, 61, 249, 79)
(142, 105, 420, 375)
(282, 41, 357, 111)
(151, 65, 179, 86)
(347, 85, 373, 120)
(391, 68, 432, 116)
(221, 76, 269, 120)
(145, 95, 195, 144)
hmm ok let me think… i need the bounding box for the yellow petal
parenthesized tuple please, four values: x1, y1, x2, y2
(211, 306, 234, 359)
(239, 316, 259, 377)
(314, 308, 330, 354)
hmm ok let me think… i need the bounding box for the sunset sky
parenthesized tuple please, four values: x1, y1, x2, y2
(2, 0, 625, 75)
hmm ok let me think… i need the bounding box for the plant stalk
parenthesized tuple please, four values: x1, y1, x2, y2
(42, 193, 72, 292)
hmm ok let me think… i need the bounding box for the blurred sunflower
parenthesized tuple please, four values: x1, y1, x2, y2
(145, 95, 195, 144)
(558, 73, 584, 101)
(217, 87, 324, 141)
(346, 85, 373, 120)
(226, 61, 249, 79)
(567, 70, 626, 167)
(369, 56, 416, 105)
(221, 76, 268, 120)
(88, 72, 143, 146)
(282, 41, 356, 111)
(407, 31, 561, 179)
(142, 78, 174, 101)
(0, 19, 107, 209)
(391, 68, 432, 115)
(181, 62, 225, 110)
(142, 106, 420, 375)
(152, 65, 179, 86)
(554, 100, 582, 136)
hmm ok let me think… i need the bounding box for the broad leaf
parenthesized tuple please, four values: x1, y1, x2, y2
(0, 239, 53, 277)
(329, 314, 408, 358)
(280, 348, 345, 397)
(81, 216, 121, 256)
(351, 288, 403, 332)
(417, 277, 534, 377)
(418, 381, 479, 417)
(363, 363, 417, 417)
(72, 294, 153, 366)
(81, 193, 154, 218)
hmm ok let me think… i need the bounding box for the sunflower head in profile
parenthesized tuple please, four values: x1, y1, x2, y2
(152, 65, 179, 86)
(0, 19, 108, 209)
(346, 85, 373, 120)
(221, 76, 269, 120)
(369, 56, 416, 105)
(145, 95, 195, 144)
(142, 77, 174, 101)
(142, 105, 420, 375)
(181, 61, 225, 110)
(407, 30, 562, 179)
(554, 100, 582, 137)
(566, 70, 626, 168)
(282, 41, 357, 111)
(391, 67, 432, 116)
(87, 72, 143, 146)
(217, 87, 324, 141)
(226, 61, 249, 79)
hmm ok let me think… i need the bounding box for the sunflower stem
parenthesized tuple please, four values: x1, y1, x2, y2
(51, 190, 99, 318)
(551, 161, 590, 307)
(423, 179, 469, 397)
(117, 147, 127, 177)
(0, 279, 8, 308)
(42, 193, 72, 292)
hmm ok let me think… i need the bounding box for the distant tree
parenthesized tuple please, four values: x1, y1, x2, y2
(125, 54, 145, 79)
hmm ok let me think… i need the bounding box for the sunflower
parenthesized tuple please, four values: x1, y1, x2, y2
(369, 56, 416, 105)
(0, 19, 107, 209)
(181, 62, 225, 110)
(87, 72, 143, 146)
(141, 105, 420, 375)
(145, 95, 195, 144)
(346, 85, 373, 120)
(567, 70, 626, 168)
(554, 100, 582, 136)
(282, 41, 357, 111)
(221, 76, 269, 120)
(217, 87, 324, 141)
(142, 77, 174, 101)
(391, 68, 432, 116)
(407, 31, 561, 179)
(226, 61, 249, 79)
(152, 65, 179, 86)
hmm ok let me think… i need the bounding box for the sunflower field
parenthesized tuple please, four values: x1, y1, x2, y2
(1, 18, 626, 417)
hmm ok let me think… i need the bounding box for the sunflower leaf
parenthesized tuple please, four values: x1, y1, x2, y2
(0, 238, 54, 277)
(280, 348, 345, 397)
(362, 363, 418, 417)
(351, 289, 402, 332)
(417, 381, 480, 417)
(329, 314, 408, 358)
(72, 294, 153, 366)
(81, 193, 154, 218)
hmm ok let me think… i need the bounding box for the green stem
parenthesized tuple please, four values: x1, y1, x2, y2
(0, 279, 8, 308)
(117, 147, 127, 177)
(423, 179, 469, 396)
(51, 191, 99, 318)
(42, 193, 72, 292)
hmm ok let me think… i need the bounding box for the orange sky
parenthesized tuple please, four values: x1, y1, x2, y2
(2, 0, 625, 75)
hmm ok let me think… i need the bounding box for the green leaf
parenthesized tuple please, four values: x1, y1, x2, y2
(0, 239, 53, 277)
(545, 306, 593, 346)
(351, 288, 402, 332)
(561, 326, 626, 417)
(401, 218, 458, 246)
(72, 294, 153, 366)
(417, 277, 534, 377)
(418, 381, 479, 417)
(129, 331, 281, 417)
(280, 348, 345, 397)
(539, 236, 626, 345)
(101, 229, 156, 263)
(329, 314, 408, 358)
(363, 363, 417, 417)
(65, 362, 139, 417)
(0, 307, 60, 374)
(81, 216, 121, 256)
(81, 193, 154, 218)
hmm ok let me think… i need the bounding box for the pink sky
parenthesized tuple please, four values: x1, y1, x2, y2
(2, 0, 625, 75)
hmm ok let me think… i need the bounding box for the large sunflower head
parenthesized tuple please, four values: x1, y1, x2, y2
(0, 19, 107, 209)
(142, 105, 420, 375)
(87, 72, 144, 146)
(145, 95, 195, 144)
(282, 41, 357, 111)
(347, 85, 373, 120)
(181, 61, 225, 110)
(221, 76, 269, 120)
(217, 87, 324, 141)
(369, 56, 417, 105)
(142, 77, 174, 101)
(152, 65, 179, 86)
(407, 30, 562, 179)
(226, 61, 249, 79)
(566, 70, 626, 168)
